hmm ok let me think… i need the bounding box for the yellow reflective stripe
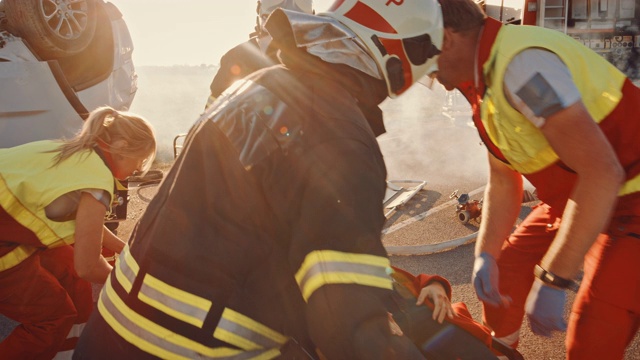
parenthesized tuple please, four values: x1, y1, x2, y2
(139, 274, 212, 328)
(0, 245, 37, 271)
(99, 281, 263, 359)
(295, 250, 393, 301)
(249, 349, 282, 360)
(205, 95, 217, 109)
(114, 245, 137, 293)
(619, 173, 640, 197)
(214, 308, 288, 351)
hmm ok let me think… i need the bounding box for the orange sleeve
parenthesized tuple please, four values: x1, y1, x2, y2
(391, 266, 494, 347)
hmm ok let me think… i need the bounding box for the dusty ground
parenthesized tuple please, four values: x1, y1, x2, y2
(114, 162, 172, 239)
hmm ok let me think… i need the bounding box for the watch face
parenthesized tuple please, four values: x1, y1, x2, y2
(543, 273, 555, 282)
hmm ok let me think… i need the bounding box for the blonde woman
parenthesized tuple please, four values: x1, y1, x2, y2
(0, 106, 156, 359)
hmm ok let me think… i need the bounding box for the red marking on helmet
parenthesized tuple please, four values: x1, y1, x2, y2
(328, 0, 346, 11)
(380, 37, 412, 93)
(343, 1, 397, 34)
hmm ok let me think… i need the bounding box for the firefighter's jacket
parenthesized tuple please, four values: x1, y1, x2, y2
(0, 140, 114, 271)
(458, 18, 640, 217)
(95, 58, 413, 358)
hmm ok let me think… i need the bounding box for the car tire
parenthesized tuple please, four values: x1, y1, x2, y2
(4, 0, 97, 60)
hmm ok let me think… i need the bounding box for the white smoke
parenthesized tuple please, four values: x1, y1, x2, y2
(129, 66, 491, 188)
(379, 84, 489, 186)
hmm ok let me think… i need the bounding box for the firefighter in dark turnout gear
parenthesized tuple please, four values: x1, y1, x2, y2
(74, 1, 444, 358)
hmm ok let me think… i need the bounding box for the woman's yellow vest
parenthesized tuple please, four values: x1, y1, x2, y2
(0, 140, 114, 271)
(480, 24, 626, 175)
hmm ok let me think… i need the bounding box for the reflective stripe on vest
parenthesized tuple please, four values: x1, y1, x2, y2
(295, 250, 393, 302)
(0, 245, 38, 272)
(99, 246, 285, 359)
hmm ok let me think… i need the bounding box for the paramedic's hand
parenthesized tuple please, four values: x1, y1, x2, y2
(472, 252, 512, 308)
(525, 280, 567, 337)
(417, 282, 454, 324)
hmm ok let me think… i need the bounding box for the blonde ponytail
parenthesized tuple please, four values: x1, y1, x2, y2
(51, 106, 156, 172)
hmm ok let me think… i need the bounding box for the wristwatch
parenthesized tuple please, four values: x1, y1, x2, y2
(533, 264, 580, 292)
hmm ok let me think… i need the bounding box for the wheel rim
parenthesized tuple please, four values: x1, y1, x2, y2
(40, 0, 89, 40)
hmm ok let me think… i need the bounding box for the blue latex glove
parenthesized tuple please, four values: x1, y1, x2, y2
(472, 252, 512, 307)
(525, 280, 568, 337)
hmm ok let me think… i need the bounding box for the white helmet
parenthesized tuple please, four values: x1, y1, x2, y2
(321, 0, 443, 98)
(257, 0, 314, 30)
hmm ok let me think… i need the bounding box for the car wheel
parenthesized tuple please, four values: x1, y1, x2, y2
(4, 0, 97, 59)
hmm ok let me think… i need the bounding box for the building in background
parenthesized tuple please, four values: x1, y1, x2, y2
(481, 0, 639, 80)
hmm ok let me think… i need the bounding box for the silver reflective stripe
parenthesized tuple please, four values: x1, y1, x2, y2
(139, 279, 210, 328)
(297, 261, 390, 292)
(295, 251, 393, 301)
(99, 285, 272, 360)
(215, 309, 288, 351)
(65, 323, 85, 339)
(114, 246, 137, 293)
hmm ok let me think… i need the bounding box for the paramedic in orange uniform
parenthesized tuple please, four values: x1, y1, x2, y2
(0, 107, 156, 359)
(433, 0, 640, 358)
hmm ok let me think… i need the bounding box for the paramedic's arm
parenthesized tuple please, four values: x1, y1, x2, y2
(293, 140, 424, 359)
(475, 154, 523, 259)
(539, 101, 624, 279)
(102, 225, 126, 253)
(74, 192, 113, 283)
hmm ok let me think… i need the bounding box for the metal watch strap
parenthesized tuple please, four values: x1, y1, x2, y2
(533, 264, 579, 292)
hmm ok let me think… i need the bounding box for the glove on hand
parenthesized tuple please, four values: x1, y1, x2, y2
(472, 252, 511, 307)
(525, 280, 567, 337)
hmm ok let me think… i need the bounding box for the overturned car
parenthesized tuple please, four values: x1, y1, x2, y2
(0, 0, 139, 225)
(0, 0, 137, 148)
